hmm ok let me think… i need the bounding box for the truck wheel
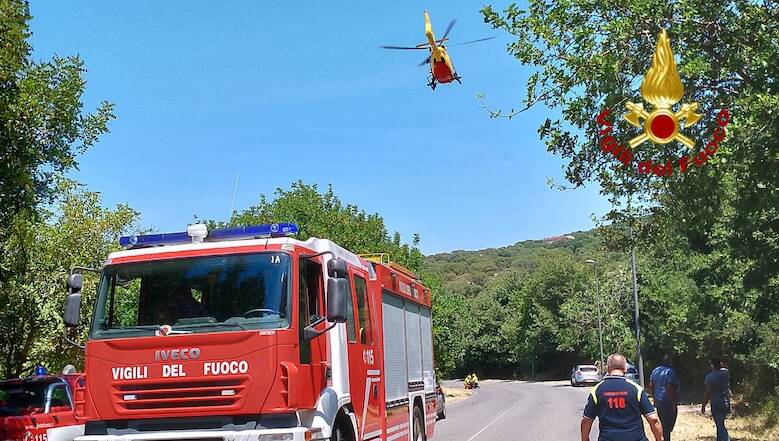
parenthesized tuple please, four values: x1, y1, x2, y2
(413, 406, 426, 441)
(330, 413, 354, 441)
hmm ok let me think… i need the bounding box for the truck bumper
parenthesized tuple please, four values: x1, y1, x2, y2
(76, 428, 312, 441)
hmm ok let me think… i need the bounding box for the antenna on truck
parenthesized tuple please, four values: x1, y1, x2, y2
(229, 171, 240, 222)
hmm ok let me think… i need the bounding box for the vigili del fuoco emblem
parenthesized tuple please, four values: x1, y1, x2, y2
(596, 30, 730, 177)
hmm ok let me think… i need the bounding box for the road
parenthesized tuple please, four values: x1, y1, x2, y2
(433, 380, 599, 441)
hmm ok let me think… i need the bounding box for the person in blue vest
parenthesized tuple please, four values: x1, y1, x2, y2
(581, 353, 664, 441)
(649, 354, 680, 441)
(701, 357, 731, 441)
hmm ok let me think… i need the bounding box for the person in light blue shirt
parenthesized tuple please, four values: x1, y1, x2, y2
(650, 354, 680, 441)
(702, 357, 731, 441)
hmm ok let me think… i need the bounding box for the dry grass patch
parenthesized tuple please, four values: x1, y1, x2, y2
(645, 409, 779, 440)
(442, 386, 473, 405)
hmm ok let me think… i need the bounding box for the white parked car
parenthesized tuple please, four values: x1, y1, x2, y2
(626, 363, 640, 382)
(571, 364, 602, 387)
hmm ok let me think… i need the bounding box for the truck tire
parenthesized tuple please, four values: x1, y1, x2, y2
(330, 413, 354, 441)
(412, 405, 426, 441)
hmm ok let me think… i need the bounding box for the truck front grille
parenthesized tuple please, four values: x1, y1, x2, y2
(112, 376, 248, 413)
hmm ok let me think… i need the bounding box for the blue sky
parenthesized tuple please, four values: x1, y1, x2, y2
(29, 1, 610, 254)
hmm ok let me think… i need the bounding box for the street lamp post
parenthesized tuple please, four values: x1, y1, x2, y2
(585, 259, 605, 375)
(629, 225, 645, 387)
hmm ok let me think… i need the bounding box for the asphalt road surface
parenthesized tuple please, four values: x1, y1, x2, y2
(434, 380, 599, 441)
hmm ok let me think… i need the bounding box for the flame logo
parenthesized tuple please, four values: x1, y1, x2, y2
(624, 30, 701, 149)
(640, 30, 684, 109)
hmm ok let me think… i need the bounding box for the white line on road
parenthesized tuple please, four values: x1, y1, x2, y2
(465, 400, 523, 441)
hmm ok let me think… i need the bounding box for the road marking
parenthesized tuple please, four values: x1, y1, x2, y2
(465, 400, 523, 441)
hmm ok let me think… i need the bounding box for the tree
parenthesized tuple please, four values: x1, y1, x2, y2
(481, 0, 778, 399)
(481, 0, 775, 188)
(227, 181, 423, 271)
(558, 268, 637, 361)
(0, 0, 114, 242)
(0, 181, 137, 377)
(421, 272, 467, 377)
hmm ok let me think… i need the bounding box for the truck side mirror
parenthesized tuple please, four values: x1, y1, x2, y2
(63, 274, 83, 328)
(63, 293, 82, 328)
(326, 278, 349, 323)
(327, 259, 348, 279)
(67, 274, 83, 293)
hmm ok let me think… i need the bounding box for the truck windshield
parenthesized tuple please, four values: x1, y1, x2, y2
(91, 252, 290, 339)
(0, 383, 47, 416)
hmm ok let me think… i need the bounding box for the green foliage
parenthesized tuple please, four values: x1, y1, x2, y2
(426, 229, 625, 295)
(226, 181, 423, 271)
(0, 0, 115, 237)
(0, 0, 118, 378)
(479, 0, 777, 402)
(425, 232, 632, 377)
(421, 272, 467, 376)
(0, 181, 138, 377)
(480, 0, 776, 192)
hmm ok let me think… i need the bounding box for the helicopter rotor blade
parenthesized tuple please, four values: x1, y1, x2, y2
(448, 36, 497, 46)
(380, 45, 428, 50)
(418, 55, 431, 67)
(439, 19, 457, 42)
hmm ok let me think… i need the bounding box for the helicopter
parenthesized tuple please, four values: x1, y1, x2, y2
(381, 11, 495, 90)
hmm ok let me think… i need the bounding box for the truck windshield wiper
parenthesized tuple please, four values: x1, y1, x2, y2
(173, 322, 248, 331)
(98, 326, 160, 336)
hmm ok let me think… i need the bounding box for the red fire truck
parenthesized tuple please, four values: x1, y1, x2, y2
(0, 367, 85, 441)
(62, 223, 437, 441)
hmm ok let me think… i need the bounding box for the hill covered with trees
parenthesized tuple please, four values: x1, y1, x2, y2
(424, 229, 626, 298)
(424, 221, 777, 408)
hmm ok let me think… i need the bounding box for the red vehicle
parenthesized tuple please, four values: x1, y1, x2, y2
(0, 369, 85, 441)
(62, 223, 437, 441)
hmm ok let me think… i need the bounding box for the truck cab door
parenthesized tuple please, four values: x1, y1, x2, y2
(297, 257, 327, 408)
(346, 270, 381, 441)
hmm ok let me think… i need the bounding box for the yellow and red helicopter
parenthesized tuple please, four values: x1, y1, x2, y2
(381, 11, 495, 90)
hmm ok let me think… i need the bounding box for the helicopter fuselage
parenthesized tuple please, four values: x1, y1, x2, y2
(429, 46, 456, 84)
(425, 13, 459, 88)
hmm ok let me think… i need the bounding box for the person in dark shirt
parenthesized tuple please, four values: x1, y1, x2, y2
(701, 357, 731, 441)
(581, 353, 664, 441)
(649, 354, 680, 441)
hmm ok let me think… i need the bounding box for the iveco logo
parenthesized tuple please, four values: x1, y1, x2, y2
(154, 348, 201, 362)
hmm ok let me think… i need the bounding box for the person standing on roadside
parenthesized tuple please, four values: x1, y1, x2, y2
(649, 354, 680, 441)
(581, 353, 664, 441)
(701, 357, 731, 441)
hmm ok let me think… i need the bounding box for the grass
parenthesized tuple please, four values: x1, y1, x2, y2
(442, 386, 474, 405)
(644, 407, 779, 440)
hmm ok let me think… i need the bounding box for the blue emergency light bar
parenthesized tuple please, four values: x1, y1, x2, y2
(119, 231, 190, 248)
(208, 223, 298, 240)
(119, 223, 299, 249)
